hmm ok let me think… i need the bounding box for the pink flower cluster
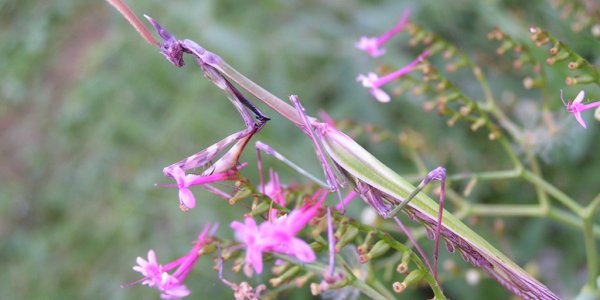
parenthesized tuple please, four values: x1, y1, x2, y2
(230, 190, 326, 274)
(130, 224, 216, 299)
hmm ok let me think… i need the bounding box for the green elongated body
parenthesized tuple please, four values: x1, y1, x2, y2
(318, 124, 560, 300)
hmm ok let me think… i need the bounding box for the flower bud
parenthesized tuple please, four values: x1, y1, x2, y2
(229, 186, 253, 205)
(358, 231, 377, 255)
(402, 269, 424, 288)
(270, 266, 301, 287)
(360, 240, 390, 263)
(336, 226, 359, 252)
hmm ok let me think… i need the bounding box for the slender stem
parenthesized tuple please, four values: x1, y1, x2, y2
(448, 168, 521, 181)
(352, 277, 393, 300)
(521, 170, 583, 214)
(547, 208, 600, 238)
(273, 254, 389, 300)
(583, 216, 598, 292)
(582, 194, 600, 292)
(369, 278, 397, 300)
(583, 194, 600, 219)
(105, 0, 159, 45)
(343, 217, 446, 299)
(326, 207, 336, 278)
(469, 204, 543, 216)
(472, 66, 523, 141)
(461, 203, 600, 238)
(525, 149, 550, 213)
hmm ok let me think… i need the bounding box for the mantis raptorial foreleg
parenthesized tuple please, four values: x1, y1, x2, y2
(158, 81, 268, 211)
(143, 15, 274, 210)
(158, 120, 266, 210)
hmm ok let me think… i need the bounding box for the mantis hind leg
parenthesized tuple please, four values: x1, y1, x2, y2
(384, 167, 447, 281)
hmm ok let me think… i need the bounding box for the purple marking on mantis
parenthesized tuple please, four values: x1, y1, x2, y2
(357, 50, 430, 102)
(162, 128, 256, 176)
(355, 10, 411, 58)
(128, 223, 216, 299)
(560, 89, 600, 129)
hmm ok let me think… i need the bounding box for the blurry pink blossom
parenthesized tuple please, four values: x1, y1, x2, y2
(355, 10, 411, 57)
(129, 224, 216, 299)
(357, 50, 430, 102)
(561, 90, 600, 129)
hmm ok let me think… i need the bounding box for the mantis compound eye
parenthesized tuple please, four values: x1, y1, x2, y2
(160, 41, 185, 67)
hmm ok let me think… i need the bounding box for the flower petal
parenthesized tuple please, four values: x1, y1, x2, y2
(371, 88, 391, 103)
(574, 90, 585, 104)
(355, 36, 385, 57)
(573, 111, 588, 128)
(287, 238, 316, 262)
(171, 167, 186, 187)
(247, 247, 264, 274)
(179, 188, 196, 209)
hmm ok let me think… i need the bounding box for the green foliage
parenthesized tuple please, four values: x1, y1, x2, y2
(0, 0, 598, 299)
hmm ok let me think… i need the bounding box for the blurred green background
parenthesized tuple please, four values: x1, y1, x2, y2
(1, 0, 599, 299)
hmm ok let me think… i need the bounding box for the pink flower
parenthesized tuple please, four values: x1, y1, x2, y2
(356, 73, 391, 102)
(261, 169, 285, 207)
(164, 166, 240, 210)
(357, 50, 430, 102)
(231, 217, 265, 273)
(561, 90, 600, 129)
(133, 250, 162, 287)
(157, 273, 191, 300)
(355, 10, 411, 57)
(129, 224, 216, 299)
(230, 191, 326, 274)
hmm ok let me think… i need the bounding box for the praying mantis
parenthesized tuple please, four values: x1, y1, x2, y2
(106, 1, 561, 299)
